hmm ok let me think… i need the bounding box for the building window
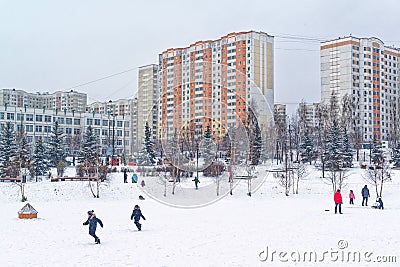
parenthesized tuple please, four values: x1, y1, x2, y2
(17, 113, 23, 121)
(36, 115, 43, 122)
(45, 115, 52, 122)
(44, 126, 52, 133)
(74, 119, 80, 125)
(66, 118, 72, 125)
(7, 113, 14, 120)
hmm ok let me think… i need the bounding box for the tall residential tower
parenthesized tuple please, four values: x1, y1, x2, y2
(321, 36, 400, 142)
(158, 31, 274, 139)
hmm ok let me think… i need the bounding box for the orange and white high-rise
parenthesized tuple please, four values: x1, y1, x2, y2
(321, 36, 400, 142)
(158, 31, 274, 141)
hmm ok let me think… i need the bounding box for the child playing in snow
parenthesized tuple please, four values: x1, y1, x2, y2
(130, 205, 146, 231)
(83, 210, 103, 244)
(349, 190, 355, 205)
(192, 176, 200, 190)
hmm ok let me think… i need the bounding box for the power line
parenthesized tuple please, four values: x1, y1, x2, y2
(63, 66, 138, 92)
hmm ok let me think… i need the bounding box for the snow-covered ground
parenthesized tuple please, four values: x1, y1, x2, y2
(1, 164, 399, 266)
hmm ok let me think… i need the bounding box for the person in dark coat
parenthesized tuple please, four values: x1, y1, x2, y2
(83, 210, 103, 244)
(334, 189, 343, 214)
(123, 169, 128, 183)
(192, 176, 200, 190)
(361, 185, 370, 206)
(377, 197, 384, 209)
(130, 205, 146, 231)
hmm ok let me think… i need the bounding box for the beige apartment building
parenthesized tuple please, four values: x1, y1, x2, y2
(136, 64, 158, 151)
(321, 36, 400, 142)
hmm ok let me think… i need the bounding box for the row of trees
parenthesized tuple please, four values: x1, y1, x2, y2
(273, 94, 394, 197)
(0, 121, 101, 180)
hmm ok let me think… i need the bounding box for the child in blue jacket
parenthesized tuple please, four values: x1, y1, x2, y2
(130, 205, 146, 231)
(83, 210, 103, 244)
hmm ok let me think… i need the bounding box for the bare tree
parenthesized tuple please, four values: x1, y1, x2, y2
(363, 163, 391, 198)
(292, 162, 310, 194)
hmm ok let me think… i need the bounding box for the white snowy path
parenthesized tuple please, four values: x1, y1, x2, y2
(1, 167, 400, 266)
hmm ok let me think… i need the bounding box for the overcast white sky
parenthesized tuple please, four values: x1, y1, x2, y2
(1, 0, 399, 107)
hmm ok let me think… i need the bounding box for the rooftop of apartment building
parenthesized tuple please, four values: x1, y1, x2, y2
(160, 30, 273, 54)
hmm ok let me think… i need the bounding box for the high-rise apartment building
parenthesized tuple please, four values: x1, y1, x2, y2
(298, 103, 319, 129)
(136, 64, 158, 151)
(0, 89, 87, 113)
(158, 31, 274, 139)
(321, 36, 400, 142)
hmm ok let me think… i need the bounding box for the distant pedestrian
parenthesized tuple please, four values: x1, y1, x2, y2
(83, 210, 103, 244)
(192, 176, 200, 190)
(334, 189, 343, 214)
(132, 172, 138, 183)
(361, 185, 370, 206)
(141, 180, 145, 187)
(349, 190, 355, 205)
(124, 169, 128, 183)
(130, 205, 146, 231)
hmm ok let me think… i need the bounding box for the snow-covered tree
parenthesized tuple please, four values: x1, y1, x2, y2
(293, 161, 310, 194)
(341, 130, 353, 168)
(79, 125, 100, 166)
(48, 121, 65, 167)
(299, 131, 316, 165)
(392, 143, 400, 167)
(364, 162, 391, 197)
(144, 121, 156, 164)
(323, 122, 342, 171)
(0, 122, 18, 177)
(33, 138, 49, 179)
(17, 132, 31, 180)
(322, 122, 349, 192)
(251, 121, 262, 165)
(371, 139, 384, 165)
(201, 125, 214, 165)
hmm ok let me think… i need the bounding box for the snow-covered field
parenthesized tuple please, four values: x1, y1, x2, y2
(1, 165, 399, 266)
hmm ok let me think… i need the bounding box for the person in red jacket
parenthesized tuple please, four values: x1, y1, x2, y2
(334, 189, 343, 214)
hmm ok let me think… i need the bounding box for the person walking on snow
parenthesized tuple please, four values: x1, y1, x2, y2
(83, 210, 103, 244)
(192, 176, 200, 190)
(131, 172, 138, 183)
(334, 189, 343, 214)
(361, 185, 370, 206)
(349, 190, 355, 205)
(123, 169, 128, 183)
(131, 205, 146, 231)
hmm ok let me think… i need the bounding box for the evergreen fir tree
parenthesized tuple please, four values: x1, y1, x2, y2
(33, 138, 49, 177)
(79, 125, 100, 166)
(47, 121, 65, 167)
(392, 143, 400, 167)
(341, 130, 353, 167)
(202, 125, 215, 164)
(371, 138, 384, 165)
(300, 131, 315, 165)
(17, 131, 31, 172)
(323, 122, 342, 171)
(144, 121, 156, 164)
(251, 122, 262, 165)
(0, 122, 18, 177)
